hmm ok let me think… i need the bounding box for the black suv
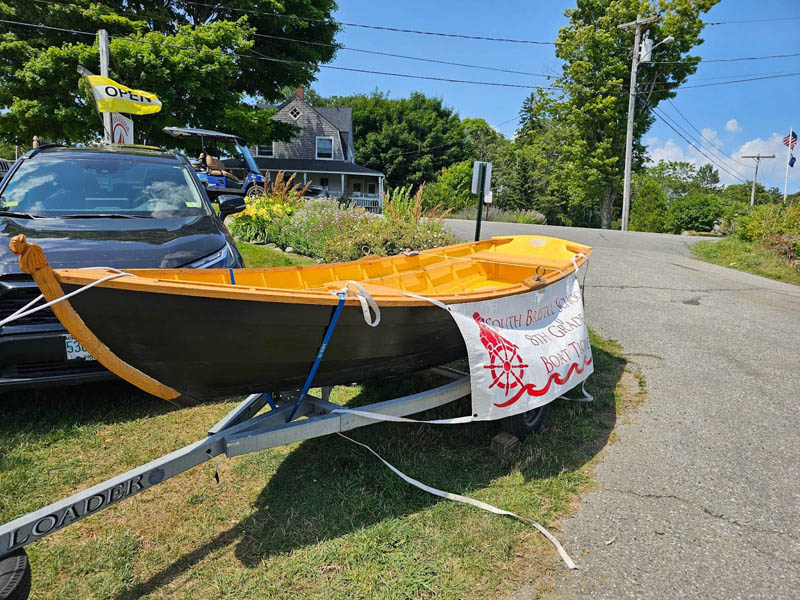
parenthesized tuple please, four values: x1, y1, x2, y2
(0, 145, 245, 390)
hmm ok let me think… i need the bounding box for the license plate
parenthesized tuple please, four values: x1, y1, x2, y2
(64, 335, 95, 361)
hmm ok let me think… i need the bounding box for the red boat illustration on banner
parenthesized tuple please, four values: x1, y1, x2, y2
(473, 311, 593, 408)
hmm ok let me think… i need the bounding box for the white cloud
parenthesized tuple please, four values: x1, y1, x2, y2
(645, 132, 797, 190)
(701, 128, 722, 149)
(724, 119, 742, 134)
(732, 133, 794, 188)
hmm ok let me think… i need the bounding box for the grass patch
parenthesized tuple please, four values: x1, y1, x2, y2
(692, 237, 800, 285)
(238, 242, 316, 268)
(1, 331, 642, 599)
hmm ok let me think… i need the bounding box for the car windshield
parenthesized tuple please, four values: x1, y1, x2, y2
(0, 156, 209, 217)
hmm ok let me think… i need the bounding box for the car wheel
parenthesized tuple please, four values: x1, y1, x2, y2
(245, 185, 261, 198)
(0, 548, 31, 600)
(499, 404, 549, 440)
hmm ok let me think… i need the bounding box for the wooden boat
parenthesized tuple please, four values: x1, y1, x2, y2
(9, 234, 590, 403)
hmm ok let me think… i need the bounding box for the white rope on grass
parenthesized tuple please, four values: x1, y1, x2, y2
(337, 431, 578, 570)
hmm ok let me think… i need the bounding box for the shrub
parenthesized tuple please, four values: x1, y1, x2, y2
(422, 161, 474, 212)
(629, 179, 667, 232)
(445, 206, 546, 224)
(664, 192, 721, 234)
(737, 201, 800, 242)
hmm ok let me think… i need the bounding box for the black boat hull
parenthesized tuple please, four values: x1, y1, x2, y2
(63, 284, 466, 400)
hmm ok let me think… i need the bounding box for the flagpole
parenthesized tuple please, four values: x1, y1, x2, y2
(784, 127, 793, 204)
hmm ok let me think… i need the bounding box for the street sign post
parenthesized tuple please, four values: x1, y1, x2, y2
(472, 161, 492, 241)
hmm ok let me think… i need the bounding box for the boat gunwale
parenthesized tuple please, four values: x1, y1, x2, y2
(54, 237, 592, 307)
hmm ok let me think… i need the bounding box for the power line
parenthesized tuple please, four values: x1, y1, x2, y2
(647, 71, 800, 93)
(665, 99, 750, 168)
(650, 107, 747, 183)
(0, 18, 95, 37)
(704, 16, 800, 25)
(253, 33, 554, 78)
(652, 51, 800, 64)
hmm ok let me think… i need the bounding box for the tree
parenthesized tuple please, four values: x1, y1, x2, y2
(519, 0, 719, 229)
(629, 177, 667, 232)
(0, 0, 338, 145)
(695, 163, 720, 190)
(316, 91, 468, 188)
(422, 160, 474, 212)
(462, 118, 508, 163)
(721, 182, 782, 206)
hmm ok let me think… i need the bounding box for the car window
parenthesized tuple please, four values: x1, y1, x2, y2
(0, 156, 209, 217)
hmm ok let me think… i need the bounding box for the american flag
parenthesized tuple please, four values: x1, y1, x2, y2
(784, 130, 797, 149)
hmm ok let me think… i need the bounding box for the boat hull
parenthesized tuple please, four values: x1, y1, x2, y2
(63, 284, 466, 400)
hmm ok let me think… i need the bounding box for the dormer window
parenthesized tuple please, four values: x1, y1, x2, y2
(289, 106, 301, 120)
(316, 136, 333, 159)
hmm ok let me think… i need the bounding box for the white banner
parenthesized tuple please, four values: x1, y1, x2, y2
(111, 113, 133, 144)
(449, 273, 593, 420)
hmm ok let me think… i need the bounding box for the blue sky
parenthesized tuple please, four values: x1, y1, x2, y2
(311, 0, 799, 193)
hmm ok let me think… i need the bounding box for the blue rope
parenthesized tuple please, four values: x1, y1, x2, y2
(286, 293, 347, 422)
(228, 268, 236, 285)
(263, 392, 276, 410)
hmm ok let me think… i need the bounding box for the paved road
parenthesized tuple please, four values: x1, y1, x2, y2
(446, 220, 800, 599)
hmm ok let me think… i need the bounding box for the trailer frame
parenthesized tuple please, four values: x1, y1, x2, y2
(0, 368, 470, 559)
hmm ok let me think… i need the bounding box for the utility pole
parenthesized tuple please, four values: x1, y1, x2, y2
(99, 29, 112, 144)
(741, 154, 775, 205)
(618, 14, 660, 231)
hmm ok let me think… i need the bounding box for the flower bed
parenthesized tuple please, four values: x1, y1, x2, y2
(229, 179, 455, 263)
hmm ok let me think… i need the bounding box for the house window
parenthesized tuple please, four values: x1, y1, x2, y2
(316, 137, 334, 160)
(289, 106, 301, 120)
(352, 183, 362, 194)
(320, 177, 329, 188)
(254, 144, 273, 157)
(368, 182, 376, 195)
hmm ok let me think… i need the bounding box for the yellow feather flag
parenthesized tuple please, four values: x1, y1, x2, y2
(86, 75, 162, 115)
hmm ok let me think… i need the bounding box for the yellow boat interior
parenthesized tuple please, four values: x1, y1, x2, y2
(54, 235, 591, 306)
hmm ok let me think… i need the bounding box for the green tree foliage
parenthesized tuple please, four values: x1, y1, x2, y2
(664, 191, 720, 233)
(0, 0, 338, 146)
(519, 0, 719, 229)
(721, 182, 782, 206)
(422, 160, 474, 211)
(315, 91, 468, 188)
(629, 177, 667, 232)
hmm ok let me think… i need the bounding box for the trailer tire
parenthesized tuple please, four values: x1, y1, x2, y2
(500, 404, 548, 440)
(0, 548, 31, 600)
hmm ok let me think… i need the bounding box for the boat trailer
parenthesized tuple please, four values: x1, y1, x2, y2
(1, 367, 519, 599)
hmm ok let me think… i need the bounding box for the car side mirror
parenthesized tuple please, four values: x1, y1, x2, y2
(218, 194, 246, 217)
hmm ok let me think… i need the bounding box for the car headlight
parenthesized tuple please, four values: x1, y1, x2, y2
(184, 242, 237, 269)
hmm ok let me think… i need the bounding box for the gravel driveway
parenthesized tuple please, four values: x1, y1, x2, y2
(446, 220, 800, 599)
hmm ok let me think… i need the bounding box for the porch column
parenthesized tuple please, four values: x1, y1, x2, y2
(303, 172, 307, 184)
(341, 173, 345, 196)
(378, 176, 384, 209)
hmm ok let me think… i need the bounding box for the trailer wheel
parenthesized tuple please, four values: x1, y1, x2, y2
(500, 404, 549, 440)
(0, 548, 31, 600)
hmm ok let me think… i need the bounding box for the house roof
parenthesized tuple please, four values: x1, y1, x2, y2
(316, 108, 352, 133)
(253, 157, 383, 177)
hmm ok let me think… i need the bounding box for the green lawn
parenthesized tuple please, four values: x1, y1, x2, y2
(1, 332, 641, 599)
(692, 237, 800, 285)
(238, 241, 316, 268)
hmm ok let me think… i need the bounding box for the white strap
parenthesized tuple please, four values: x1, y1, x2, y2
(571, 252, 586, 275)
(559, 380, 593, 403)
(334, 280, 381, 327)
(337, 432, 577, 570)
(400, 290, 451, 311)
(0, 271, 132, 327)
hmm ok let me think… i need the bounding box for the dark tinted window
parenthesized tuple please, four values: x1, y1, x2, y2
(0, 156, 208, 217)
